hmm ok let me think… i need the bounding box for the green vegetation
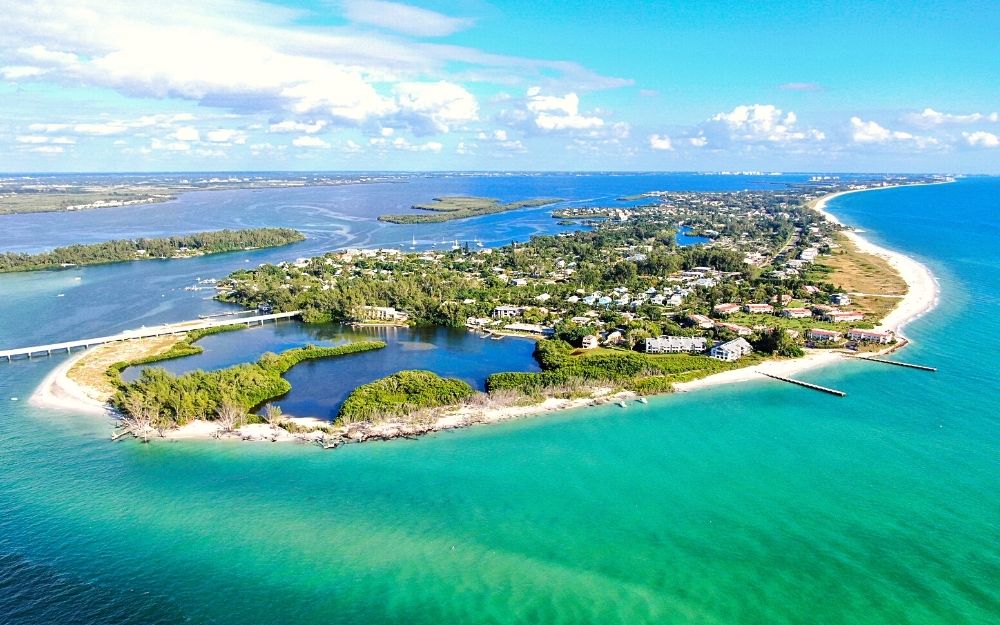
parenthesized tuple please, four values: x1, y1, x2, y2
(106, 324, 245, 385)
(338, 370, 476, 424)
(378, 196, 560, 224)
(486, 340, 758, 396)
(0, 228, 305, 273)
(113, 341, 385, 429)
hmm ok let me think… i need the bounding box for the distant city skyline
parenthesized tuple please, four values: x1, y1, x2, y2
(2, 0, 998, 173)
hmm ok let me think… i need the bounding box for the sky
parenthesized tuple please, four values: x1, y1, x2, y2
(1, 0, 998, 173)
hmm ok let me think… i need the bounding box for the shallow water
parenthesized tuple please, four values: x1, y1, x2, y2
(0, 174, 997, 625)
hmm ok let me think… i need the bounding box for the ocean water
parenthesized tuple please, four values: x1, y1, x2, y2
(0, 175, 997, 624)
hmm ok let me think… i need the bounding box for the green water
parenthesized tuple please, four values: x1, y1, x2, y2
(1, 177, 997, 624)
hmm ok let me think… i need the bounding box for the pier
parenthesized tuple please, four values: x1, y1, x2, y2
(758, 372, 846, 397)
(0, 311, 301, 362)
(848, 355, 937, 372)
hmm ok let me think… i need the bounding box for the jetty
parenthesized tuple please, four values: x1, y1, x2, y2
(848, 355, 937, 372)
(0, 311, 301, 362)
(758, 372, 846, 397)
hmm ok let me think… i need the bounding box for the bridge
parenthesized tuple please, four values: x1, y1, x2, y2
(0, 311, 302, 362)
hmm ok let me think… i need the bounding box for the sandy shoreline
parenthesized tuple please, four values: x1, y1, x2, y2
(29, 182, 945, 443)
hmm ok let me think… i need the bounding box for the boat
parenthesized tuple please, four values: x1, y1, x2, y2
(618, 401, 627, 408)
(409, 235, 416, 250)
(638, 397, 648, 404)
(451, 240, 460, 250)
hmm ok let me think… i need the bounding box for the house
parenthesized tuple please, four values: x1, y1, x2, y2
(535, 293, 552, 302)
(811, 304, 835, 314)
(359, 306, 408, 322)
(604, 330, 625, 346)
(644, 336, 707, 354)
(803, 285, 821, 295)
(847, 328, 894, 344)
(511, 278, 529, 287)
(713, 303, 741, 316)
(581, 335, 600, 349)
(715, 322, 753, 336)
(492, 305, 524, 319)
(710, 337, 753, 361)
(830, 293, 851, 306)
(781, 307, 812, 319)
(807, 328, 842, 342)
(744, 303, 774, 314)
(504, 323, 554, 336)
(823, 310, 865, 323)
(770, 293, 794, 305)
(688, 314, 715, 329)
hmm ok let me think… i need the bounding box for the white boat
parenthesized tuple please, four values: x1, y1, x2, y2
(451, 240, 460, 250)
(638, 397, 648, 404)
(618, 401, 627, 408)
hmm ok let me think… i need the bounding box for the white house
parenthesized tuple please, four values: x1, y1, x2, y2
(807, 328, 842, 342)
(359, 306, 408, 322)
(713, 303, 741, 315)
(644, 336, 707, 354)
(781, 307, 813, 319)
(847, 328, 894, 344)
(710, 337, 753, 361)
(830, 293, 851, 306)
(744, 303, 774, 314)
(688, 314, 714, 329)
(581, 335, 600, 349)
(492, 305, 524, 319)
(823, 310, 865, 323)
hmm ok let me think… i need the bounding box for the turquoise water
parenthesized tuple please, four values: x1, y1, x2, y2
(0, 176, 997, 624)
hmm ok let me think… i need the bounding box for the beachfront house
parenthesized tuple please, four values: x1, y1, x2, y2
(781, 307, 813, 319)
(504, 323, 554, 336)
(359, 306, 408, 322)
(492, 305, 524, 319)
(643, 336, 707, 354)
(823, 310, 865, 323)
(710, 337, 753, 361)
(808, 328, 843, 343)
(847, 328, 894, 344)
(713, 303, 740, 316)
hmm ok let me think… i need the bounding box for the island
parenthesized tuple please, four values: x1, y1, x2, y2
(28, 177, 945, 447)
(0, 227, 305, 273)
(377, 196, 561, 224)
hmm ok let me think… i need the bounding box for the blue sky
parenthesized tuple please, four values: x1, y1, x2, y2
(1, 0, 998, 172)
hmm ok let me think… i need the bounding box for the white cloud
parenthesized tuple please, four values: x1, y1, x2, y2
(268, 120, 327, 134)
(173, 126, 201, 142)
(524, 89, 604, 131)
(27, 123, 68, 132)
(1, 65, 46, 79)
(849, 116, 936, 147)
(648, 134, 673, 151)
(341, 0, 474, 37)
(963, 131, 999, 148)
(29, 145, 64, 154)
(73, 123, 129, 136)
(393, 81, 478, 133)
(369, 136, 442, 152)
(205, 128, 247, 143)
(16, 134, 74, 144)
(150, 138, 191, 151)
(292, 136, 330, 148)
(16, 135, 49, 144)
(908, 108, 999, 128)
(709, 104, 823, 143)
(689, 133, 708, 147)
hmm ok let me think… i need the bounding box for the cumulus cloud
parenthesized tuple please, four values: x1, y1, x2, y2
(525, 90, 604, 131)
(173, 126, 200, 142)
(341, 0, 474, 37)
(963, 131, 999, 148)
(268, 120, 327, 134)
(393, 81, 478, 134)
(0, 0, 625, 140)
(291, 136, 330, 148)
(205, 129, 247, 144)
(648, 134, 673, 151)
(907, 108, 999, 128)
(850, 116, 936, 147)
(708, 104, 824, 143)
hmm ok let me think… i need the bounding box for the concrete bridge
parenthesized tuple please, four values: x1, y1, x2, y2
(0, 311, 301, 362)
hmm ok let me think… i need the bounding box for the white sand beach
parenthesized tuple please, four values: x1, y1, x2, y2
(30, 349, 111, 415)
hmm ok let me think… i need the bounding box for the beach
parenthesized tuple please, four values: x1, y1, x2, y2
(27, 183, 943, 443)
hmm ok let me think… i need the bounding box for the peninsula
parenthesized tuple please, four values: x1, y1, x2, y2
(0, 227, 305, 273)
(378, 195, 560, 223)
(28, 178, 943, 447)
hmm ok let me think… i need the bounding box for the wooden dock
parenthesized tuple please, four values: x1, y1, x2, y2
(0, 311, 301, 362)
(849, 355, 937, 372)
(759, 372, 846, 397)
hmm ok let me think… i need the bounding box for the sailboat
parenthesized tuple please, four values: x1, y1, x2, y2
(409, 235, 416, 250)
(451, 239, 461, 250)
